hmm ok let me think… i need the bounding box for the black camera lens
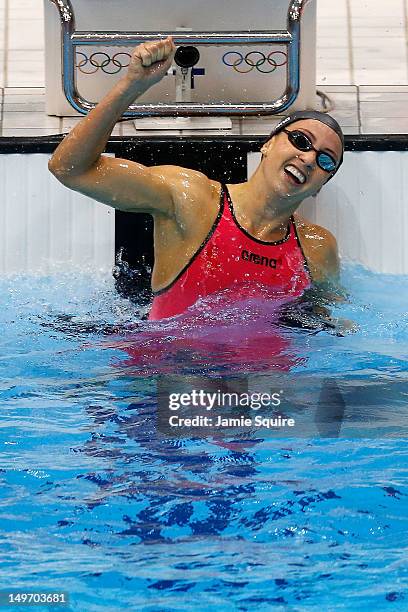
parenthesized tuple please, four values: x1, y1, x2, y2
(174, 46, 200, 69)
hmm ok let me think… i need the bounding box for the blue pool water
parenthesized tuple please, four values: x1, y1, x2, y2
(0, 264, 407, 611)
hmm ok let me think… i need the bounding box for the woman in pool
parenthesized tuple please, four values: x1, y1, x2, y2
(48, 37, 345, 322)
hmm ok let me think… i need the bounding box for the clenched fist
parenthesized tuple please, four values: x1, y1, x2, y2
(126, 36, 176, 86)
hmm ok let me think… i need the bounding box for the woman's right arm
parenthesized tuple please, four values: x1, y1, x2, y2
(48, 37, 178, 215)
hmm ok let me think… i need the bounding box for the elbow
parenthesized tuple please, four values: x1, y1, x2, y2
(48, 156, 63, 179)
(48, 156, 56, 174)
(48, 157, 73, 186)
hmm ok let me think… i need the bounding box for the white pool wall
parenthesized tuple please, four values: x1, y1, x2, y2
(0, 154, 115, 274)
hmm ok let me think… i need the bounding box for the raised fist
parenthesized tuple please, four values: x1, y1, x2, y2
(126, 36, 176, 86)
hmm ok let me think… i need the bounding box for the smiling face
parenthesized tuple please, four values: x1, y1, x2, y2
(260, 119, 343, 200)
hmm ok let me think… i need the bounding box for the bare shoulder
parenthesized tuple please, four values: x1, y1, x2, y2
(153, 165, 221, 224)
(294, 214, 338, 249)
(151, 165, 217, 200)
(294, 214, 339, 282)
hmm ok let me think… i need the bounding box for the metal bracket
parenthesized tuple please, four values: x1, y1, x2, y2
(50, 0, 307, 117)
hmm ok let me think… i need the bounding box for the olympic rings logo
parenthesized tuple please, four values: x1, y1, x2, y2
(222, 50, 287, 74)
(75, 49, 287, 75)
(76, 51, 131, 74)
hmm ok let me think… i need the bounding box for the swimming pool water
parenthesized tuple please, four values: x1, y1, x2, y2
(0, 264, 407, 611)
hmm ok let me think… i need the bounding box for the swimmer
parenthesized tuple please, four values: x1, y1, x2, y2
(49, 37, 347, 324)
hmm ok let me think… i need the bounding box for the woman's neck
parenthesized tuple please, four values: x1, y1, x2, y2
(227, 176, 299, 241)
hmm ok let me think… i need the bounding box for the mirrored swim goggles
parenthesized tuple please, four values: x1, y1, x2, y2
(282, 129, 338, 173)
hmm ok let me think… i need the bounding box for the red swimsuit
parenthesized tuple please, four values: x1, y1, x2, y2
(149, 184, 311, 320)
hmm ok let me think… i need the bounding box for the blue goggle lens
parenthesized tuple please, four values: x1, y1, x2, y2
(317, 152, 336, 172)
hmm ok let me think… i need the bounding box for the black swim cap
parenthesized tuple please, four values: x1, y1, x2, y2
(269, 110, 344, 176)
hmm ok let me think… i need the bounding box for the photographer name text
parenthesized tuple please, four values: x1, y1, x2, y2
(168, 414, 295, 429)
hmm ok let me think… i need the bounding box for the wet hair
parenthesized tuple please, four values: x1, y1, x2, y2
(265, 110, 345, 177)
